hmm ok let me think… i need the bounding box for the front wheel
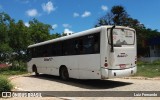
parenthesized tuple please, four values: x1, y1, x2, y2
(60, 67, 69, 80)
(32, 66, 39, 76)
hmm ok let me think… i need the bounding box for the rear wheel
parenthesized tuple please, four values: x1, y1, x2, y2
(60, 66, 69, 80)
(32, 65, 39, 76)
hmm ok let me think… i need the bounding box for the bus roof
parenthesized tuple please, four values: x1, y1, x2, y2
(28, 25, 134, 48)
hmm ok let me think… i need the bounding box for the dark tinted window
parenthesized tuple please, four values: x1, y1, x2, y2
(77, 32, 100, 54)
(51, 42, 62, 56)
(28, 32, 100, 57)
(62, 39, 79, 55)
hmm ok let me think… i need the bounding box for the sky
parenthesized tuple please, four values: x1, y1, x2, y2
(0, 0, 160, 34)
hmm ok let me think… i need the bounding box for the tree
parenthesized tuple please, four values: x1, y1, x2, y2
(111, 5, 129, 26)
(9, 20, 30, 61)
(95, 5, 160, 57)
(0, 12, 57, 62)
(50, 33, 61, 39)
(95, 5, 144, 28)
(0, 12, 13, 62)
(28, 19, 52, 44)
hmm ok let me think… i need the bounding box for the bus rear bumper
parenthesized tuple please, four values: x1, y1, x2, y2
(101, 66, 137, 79)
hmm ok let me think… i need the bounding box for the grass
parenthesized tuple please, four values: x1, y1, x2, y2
(0, 61, 27, 97)
(0, 70, 27, 76)
(0, 75, 13, 92)
(135, 61, 160, 78)
(0, 61, 28, 76)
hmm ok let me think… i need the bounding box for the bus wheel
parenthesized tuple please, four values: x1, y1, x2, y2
(32, 65, 39, 76)
(60, 66, 69, 80)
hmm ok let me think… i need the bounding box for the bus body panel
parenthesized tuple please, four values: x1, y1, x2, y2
(28, 56, 79, 78)
(108, 47, 136, 70)
(53, 56, 79, 78)
(100, 28, 108, 71)
(28, 54, 101, 79)
(78, 54, 101, 79)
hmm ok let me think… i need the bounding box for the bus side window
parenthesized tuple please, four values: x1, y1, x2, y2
(63, 40, 68, 55)
(74, 39, 79, 54)
(57, 42, 62, 56)
(94, 33, 100, 53)
(47, 44, 52, 57)
(32, 47, 36, 58)
(52, 43, 57, 56)
(78, 38, 84, 54)
(83, 34, 94, 54)
(94, 38, 98, 53)
(41, 45, 47, 57)
(43, 50, 48, 57)
(83, 33, 100, 54)
(63, 40, 74, 55)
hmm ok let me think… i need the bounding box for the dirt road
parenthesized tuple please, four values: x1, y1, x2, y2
(9, 74, 160, 100)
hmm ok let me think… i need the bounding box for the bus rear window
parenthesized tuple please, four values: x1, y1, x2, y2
(108, 28, 135, 47)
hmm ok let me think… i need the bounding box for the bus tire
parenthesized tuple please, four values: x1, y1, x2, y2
(32, 65, 39, 76)
(60, 66, 69, 80)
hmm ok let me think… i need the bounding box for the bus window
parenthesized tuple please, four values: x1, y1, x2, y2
(74, 39, 79, 55)
(83, 35, 94, 54)
(83, 33, 100, 54)
(52, 42, 62, 56)
(108, 28, 135, 47)
(94, 33, 100, 53)
(78, 38, 84, 54)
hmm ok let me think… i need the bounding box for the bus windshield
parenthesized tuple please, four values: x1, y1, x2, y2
(108, 28, 135, 47)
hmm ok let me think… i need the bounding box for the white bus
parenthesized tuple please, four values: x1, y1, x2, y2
(27, 25, 137, 80)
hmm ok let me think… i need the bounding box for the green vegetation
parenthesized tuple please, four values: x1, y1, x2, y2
(95, 5, 160, 56)
(0, 70, 27, 76)
(0, 76, 13, 92)
(0, 61, 27, 95)
(135, 61, 160, 78)
(0, 61, 27, 76)
(0, 12, 61, 62)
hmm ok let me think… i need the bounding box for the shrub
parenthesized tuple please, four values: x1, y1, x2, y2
(152, 60, 160, 65)
(0, 76, 13, 92)
(10, 61, 27, 71)
(137, 60, 149, 66)
(0, 64, 10, 71)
